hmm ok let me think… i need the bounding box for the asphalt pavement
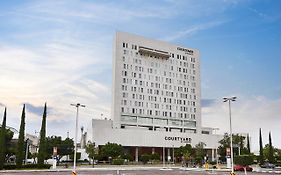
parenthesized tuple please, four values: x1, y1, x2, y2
(0, 167, 280, 175)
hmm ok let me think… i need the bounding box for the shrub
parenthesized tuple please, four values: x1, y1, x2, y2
(209, 161, 217, 165)
(235, 155, 254, 166)
(275, 161, 281, 167)
(3, 164, 52, 170)
(140, 154, 151, 164)
(122, 153, 133, 161)
(69, 152, 81, 160)
(2, 164, 16, 170)
(150, 153, 160, 161)
(112, 159, 124, 165)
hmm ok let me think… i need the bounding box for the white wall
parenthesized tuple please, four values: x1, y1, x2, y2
(91, 119, 222, 149)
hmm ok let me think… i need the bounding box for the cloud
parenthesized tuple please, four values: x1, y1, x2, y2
(10, 0, 178, 27)
(163, 21, 227, 41)
(248, 7, 281, 23)
(0, 103, 5, 107)
(24, 103, 49, 116)
(249, 7, 267, 19)
(201, 99, 216, 107)
(0, 40, 111, 137)
(202, 96, 281, 152)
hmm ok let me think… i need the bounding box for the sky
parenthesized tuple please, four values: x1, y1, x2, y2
(0, 0, 281, 152)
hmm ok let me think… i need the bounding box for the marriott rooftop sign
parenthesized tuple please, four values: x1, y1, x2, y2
(177, 47, 194, 55)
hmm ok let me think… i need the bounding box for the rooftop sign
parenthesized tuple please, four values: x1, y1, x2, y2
(177, 47, 194, 55)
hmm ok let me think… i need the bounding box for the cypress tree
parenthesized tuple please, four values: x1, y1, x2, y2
(38, 103, 47, 165)
(0, 108, 7, 170)
(16, 105, 26, 167)
(259, 128, 264, 165)
(269, 132, 274, 163)
(247, 134, 250, 154)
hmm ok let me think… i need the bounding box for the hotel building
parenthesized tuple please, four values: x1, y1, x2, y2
(90, 31, 221, 161)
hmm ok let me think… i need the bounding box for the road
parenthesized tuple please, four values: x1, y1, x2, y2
(0, 168, 278, 175)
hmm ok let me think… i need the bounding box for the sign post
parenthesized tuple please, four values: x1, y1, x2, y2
(53, 147, 57, 169)
(226, 148, 231, 169)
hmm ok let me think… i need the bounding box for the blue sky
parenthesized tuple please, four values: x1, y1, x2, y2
(0, 0, 281, 151)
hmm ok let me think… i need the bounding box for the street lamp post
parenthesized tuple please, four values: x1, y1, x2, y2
(71, 103, 86, 174)
(223, 96, 237, 174)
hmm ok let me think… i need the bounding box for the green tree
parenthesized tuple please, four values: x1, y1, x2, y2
(0, 108, 7, 169)
(70, 152, 81, 161)
(232, 134, 248, 155)
(16, 105, 26, 167)
(140, 153, 150, 164)
(247, 134, 251, 154)
(150, 153, 160, 161)
(259, 128, 264, 165)
(175, 144, 193, 166)
(268, 132, 274, 163)
(194, 142, 206, 164)
(218, 133, 247, 162)
(38, 103, 47, 165)
(45, 136, 74, 163)
(122, 153, 133, 161)
(263, 144, 278, 163)
(85, 141, 98, 167)
(175, 144, 193, 158)
(275, 149, 281, 161)
(99, 142, 123, 160)
(0, 128, 14, 158)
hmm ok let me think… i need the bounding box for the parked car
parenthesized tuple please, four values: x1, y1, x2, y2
(234, 165, 253, 171)
(260, 162, 275, 168)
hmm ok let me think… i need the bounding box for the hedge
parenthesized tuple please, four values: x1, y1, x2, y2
(112, 159, 124, 165)
(234, 155, 254, 166)
(3, 164, 52, 170)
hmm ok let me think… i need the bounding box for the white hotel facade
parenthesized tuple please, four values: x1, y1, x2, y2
(91, 32, 221, 161)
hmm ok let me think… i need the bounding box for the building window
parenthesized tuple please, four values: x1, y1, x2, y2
(202, 131, 210, 135)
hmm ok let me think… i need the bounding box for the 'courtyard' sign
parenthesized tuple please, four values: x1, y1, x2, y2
(164, 136, 192, 144)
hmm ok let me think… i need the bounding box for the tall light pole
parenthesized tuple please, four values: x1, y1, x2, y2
(71, 103, 85, 174)
(223, 96, 237, 174)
